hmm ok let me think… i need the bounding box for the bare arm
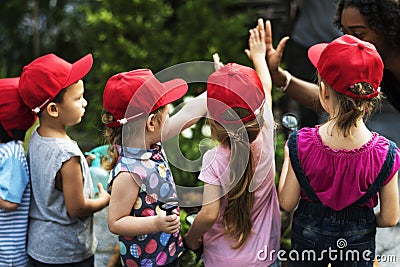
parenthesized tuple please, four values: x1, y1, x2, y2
(108, 172, 180, 236)
(162, 91, 207, 141)
(0, 198, 18, 211)
(61, 157, 110, 217)
(262, 19, 322, 112)
(245, 18, 272, 110)
(376, 173, 399, 227)
(278, 144, 301, 211)
(184, 183, 221, 250)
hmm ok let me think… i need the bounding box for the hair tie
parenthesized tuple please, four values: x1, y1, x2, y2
(229, 128, 248, 143)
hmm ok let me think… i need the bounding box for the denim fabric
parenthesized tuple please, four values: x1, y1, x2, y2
(29, 255, 94, 267)
(289, 201, 376, 267)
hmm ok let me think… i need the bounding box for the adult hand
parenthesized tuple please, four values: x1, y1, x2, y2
(262, 19, 289, 73)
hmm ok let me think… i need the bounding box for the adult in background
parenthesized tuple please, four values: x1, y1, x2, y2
(264, 0, 400, 143)
(283, 0, 342, 127)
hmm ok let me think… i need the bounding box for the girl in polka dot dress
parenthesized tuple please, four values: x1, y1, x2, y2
(102, 69, 206, 266)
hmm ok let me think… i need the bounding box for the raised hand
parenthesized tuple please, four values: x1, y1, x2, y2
(263, 19, 289, 73)
(213, 53, 224, 71)
(245, 18, 267, 61)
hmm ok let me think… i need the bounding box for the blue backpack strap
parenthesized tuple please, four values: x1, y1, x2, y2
(350, 139, 397, 207)
(288, 131, 321, 203)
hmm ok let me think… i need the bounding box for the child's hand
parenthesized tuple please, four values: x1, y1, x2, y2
(96, 183, 110, 205)
(157, 211, 180, 234)
(85, 154, 96, 166)
(184, 234, 203, 250)
(213, 53, 224, 71)
(245, 19, 266, 61)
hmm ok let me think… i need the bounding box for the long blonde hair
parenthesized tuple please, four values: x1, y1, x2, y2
(102, 107, 166, 170)
(209, 107, 264, 249)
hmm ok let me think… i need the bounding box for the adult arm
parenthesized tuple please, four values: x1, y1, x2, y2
(262, 19, 322, 112)
(184, 183, 221, 250)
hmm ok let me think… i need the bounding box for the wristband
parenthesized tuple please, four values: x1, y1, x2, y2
(276, 70, 292, 92)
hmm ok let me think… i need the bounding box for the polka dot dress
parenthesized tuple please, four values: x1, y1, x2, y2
(108, 144, 184, 266)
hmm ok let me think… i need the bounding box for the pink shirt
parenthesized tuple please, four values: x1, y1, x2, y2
(296, 126, 400, 210)
(199, 107, 280, 267)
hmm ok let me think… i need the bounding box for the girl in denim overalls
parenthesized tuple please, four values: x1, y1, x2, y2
(279, 35, 400, 267)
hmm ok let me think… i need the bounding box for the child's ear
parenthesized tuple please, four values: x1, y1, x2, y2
(146, 114, 156, 132)
(46, 102, 59, 118)
(320, 82, 330, 100)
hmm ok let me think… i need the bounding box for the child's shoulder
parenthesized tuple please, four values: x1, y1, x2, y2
(0, 140, 25, 158)
(30, 129, 83, 157)
(202, 144, 230, 165)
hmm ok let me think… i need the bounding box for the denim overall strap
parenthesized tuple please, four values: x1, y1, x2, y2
(350, 139, 397, 207)
(288, 131, 321, 203)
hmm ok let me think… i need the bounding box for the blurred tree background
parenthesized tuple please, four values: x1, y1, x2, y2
(1, 1, 295, 262)
(0, 0, 291, 186)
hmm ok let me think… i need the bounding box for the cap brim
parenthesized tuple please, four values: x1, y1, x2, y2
(65, 53, 93, 87)
(158, 78, 188, 107)
(308, 43, 328, 68)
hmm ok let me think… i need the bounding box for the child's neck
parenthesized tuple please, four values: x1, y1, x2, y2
(319, 119, 372, 150)
(125, 135, 158, 150)
(37, 122, 69, 139)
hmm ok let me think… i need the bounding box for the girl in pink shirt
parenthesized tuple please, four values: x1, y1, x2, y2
(184, 19, 280, 267)
(279, 35, 400, 267)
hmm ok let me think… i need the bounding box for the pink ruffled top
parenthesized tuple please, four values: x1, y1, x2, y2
(296, 126, 400, 210)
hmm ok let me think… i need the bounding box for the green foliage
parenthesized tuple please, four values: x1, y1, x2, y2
(180, 209, 204, 266)
(2, 2, 290, 262)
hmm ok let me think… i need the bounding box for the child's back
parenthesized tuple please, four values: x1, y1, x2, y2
(279, 35, 400, 266)
(0, 77, 37, 266)
(198, 97, 280, 266)
(185, 21, 280, 266)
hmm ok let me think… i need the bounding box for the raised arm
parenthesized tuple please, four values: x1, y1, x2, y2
(245, 18, 272, 110)
(262, 18, 322, 112)
(162, 91, 207, 141)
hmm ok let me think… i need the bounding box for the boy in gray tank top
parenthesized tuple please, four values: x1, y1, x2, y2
(18, 53, 110, 266)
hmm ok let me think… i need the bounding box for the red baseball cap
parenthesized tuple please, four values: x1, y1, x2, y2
(0, 77, 37, 140)
(308, 35, 383, 99)
(207, 63, 265, 125)
(103, 69, 188, 127)
(18, 53, 93, 114)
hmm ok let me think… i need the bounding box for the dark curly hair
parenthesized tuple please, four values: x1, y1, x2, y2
(334, 0, 400, 49)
